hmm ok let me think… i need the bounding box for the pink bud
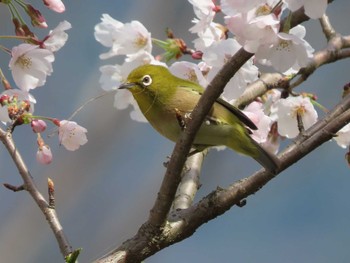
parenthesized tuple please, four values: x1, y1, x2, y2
(0, 94, 10, 106)
(36, 145, 53, 164)
(26, 5, 48, 28)
(31, 119, 47, 133)
(43, 0, 65, 13)
(192, 51, 203, 60)
(52, 118, 61, 126)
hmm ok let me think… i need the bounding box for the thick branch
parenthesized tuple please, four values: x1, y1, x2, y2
(178, 95, 350, 229)
(147, 48, 254, 229)
(97, 93, 350, 263)
(0, 129, 73, 259)
(171, 152, 205, 212)
(96, 2, 339, 262)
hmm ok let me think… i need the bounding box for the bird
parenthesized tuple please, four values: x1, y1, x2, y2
(119, 64, 279, 173)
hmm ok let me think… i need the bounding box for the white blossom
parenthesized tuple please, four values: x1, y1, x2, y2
(334, 124, 350, 149)
(283, 0, 327, 19)
(58, 120, 88, 151)
(275, 96, 318, 138)
(202, 38, 258, 102)
(94, 15, 152, 59)
(169, 61, 208, 88)
(9, 44, 54, 91)
(225, 2, 280, 53)
(44, 20, 71, 52)
(188, 0, 216, 34)
(256, 25, 314, 73)
(221, 0, 264, 16)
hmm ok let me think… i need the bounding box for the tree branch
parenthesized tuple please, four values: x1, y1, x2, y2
(96, 2, 340, 262)
(170, 151, 205, 212)
(0, 128, 74, 259)
(96, 92, 350, 263)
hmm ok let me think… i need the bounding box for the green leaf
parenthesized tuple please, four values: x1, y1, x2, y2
(65, 248, 82, 263)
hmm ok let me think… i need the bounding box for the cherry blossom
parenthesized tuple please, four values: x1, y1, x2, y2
(243, 101, 273, 143)
(221, 0, 264, 16)
(334, 124, 350, 149)
(262, 89, 282, 119)
(188, 0, 216, 34)
(283, 0, 327, 19)
(58, 120, 88, 151)
(225, 2, 280, 53)
(94, 14, 152, 59)
(169, 61, 208, 88)
(9, 44, 54, 91)
(202, 38, 258, 102)
(36, 145, 53, 164)
(275, 96, 318, 138)
(255, 25, 314, 73)
(192, 22, 225, 51)
(43, 20, 72, 52)
(43, 0, 65, 13)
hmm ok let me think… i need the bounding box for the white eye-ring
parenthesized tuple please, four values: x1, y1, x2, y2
(142, 75, 152, 86)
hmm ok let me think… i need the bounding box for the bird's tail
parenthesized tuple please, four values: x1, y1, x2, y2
(250, 139, 280, 174)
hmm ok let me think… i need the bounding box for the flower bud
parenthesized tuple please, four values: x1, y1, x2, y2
(31, 119, 47, 133)
(36, 145, 53, 164)
(25, 4, 48, 28)
(43, 0, 65, 13)
(192, 51, 203, 60)
(0, 94, 10, 106)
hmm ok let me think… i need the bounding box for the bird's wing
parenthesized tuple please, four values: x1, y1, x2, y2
(215, 97, 257, 130)
(177, 85, 257, 131)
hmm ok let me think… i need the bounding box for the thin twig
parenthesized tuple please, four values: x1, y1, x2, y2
(3, 183, 25, 192)
(0, 128, 73, 259)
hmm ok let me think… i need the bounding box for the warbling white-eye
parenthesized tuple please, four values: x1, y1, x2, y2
(119, 64, 279, 172)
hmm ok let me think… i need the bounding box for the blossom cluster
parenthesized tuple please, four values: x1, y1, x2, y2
(95, 0, 350, 157)
(0, 0, 87, 165)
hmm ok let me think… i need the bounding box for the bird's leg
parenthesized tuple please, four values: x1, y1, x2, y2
(174, 108, 186, 130)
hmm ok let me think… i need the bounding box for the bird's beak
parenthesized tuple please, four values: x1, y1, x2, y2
(119, 82, 136, 90)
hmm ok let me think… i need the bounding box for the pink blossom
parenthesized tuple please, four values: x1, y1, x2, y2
(36, 145, 53, 164)
(43, 0, 65, 13)
(58, 120, 88, 151)
(243, 101, 273, 143)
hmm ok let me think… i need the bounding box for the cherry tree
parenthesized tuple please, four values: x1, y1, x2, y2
(0, 0, 349, 262)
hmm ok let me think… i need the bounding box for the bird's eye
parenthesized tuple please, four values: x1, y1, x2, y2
(142, 75, 152, 86)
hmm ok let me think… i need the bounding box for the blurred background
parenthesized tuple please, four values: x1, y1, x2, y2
(0, 0, 350, 262)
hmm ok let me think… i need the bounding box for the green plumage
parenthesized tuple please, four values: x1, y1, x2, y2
(120, 64, 279, 172)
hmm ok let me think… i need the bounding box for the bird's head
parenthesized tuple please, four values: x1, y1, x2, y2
(119, 64, 176, 100)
